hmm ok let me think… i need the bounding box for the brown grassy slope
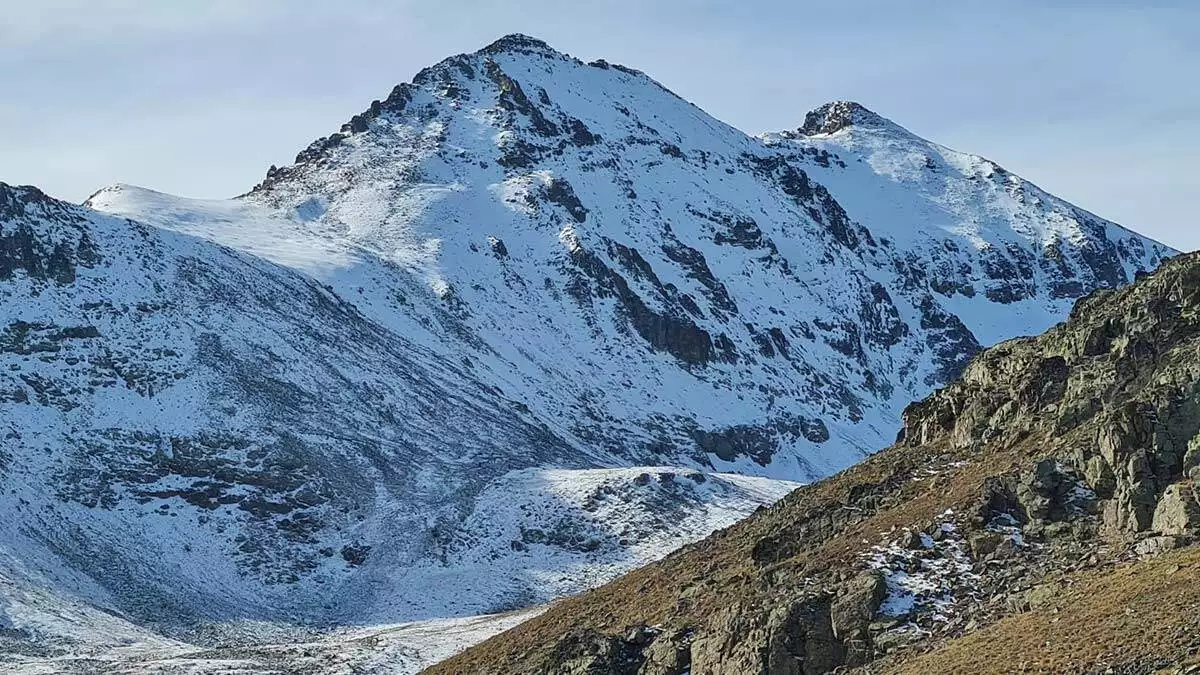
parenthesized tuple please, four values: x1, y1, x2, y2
(430, 251, 1200, 674)
(881, 548, 1200, 674)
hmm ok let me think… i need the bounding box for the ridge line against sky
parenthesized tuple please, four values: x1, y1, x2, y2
(1, 0, 1196, 250)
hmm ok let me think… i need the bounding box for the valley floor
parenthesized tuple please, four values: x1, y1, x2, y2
(3, 608, 542, 675)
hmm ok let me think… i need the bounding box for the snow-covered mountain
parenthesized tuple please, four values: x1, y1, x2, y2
(0, 180, 798, 670)
(0, 33, 1174, 671)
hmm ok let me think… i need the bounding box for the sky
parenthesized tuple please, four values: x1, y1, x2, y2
(1, 0, 1197, 251)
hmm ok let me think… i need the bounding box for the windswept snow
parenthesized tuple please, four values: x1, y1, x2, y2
(865, 520, 978, 620)
(4, 603, 542, 675)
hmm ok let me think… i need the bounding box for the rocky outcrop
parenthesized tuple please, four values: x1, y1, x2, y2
(228, 34, 1173, 488)
(1151, 482, 1200, 535)
(898, 255, 1200, 544)
(795, 101, 889, 137)
(0, 183, 101, 284)
(567, 245, 717, 366)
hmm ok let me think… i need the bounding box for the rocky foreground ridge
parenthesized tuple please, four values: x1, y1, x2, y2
(433, 251, 1200, 674)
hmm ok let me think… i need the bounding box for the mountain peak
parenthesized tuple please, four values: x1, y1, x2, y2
(478, 33, 563, 58)
(0, 181, 45, 201)
(0, 181, 54, 218)
(796, 100, 890, 136)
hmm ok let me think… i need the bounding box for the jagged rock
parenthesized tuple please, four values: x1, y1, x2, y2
(638, 629, 692, 675)
(1152, 482, 1200, 535)
(899, 529, 924, 550)
(487, 236, 509, 259)
(969, 531, 1003, 558)
(871, 627, 922, 654)
(830, 572, 886, 641)
(437, 252, 1200, 675)
(686, 599, 842, 675)
(1083, 454, 1117, 498)
(765, 599, 842, 675)
(1103, 480, 1159, 534)
(1184, 435, 1200, 479)
(545, 627, 645, 675)
(1135, 535, 1186, 556)
(688, 606, 771, 675)
(1097, 406, 1155, 474)
(1015, 460, 1069, 523)
(795, 101, 887, 136)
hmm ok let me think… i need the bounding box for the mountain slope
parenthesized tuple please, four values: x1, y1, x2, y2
(433, 251, 1200, 674)
(93, 35, 1171, 480)
(0, 180, 804, 674)
(0, 33, 1177, 673)
(0, 180, 578, 618)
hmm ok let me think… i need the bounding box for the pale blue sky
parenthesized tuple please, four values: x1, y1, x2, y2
(2, 1, 1197, 250)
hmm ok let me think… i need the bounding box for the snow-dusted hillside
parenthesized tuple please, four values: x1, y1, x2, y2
(1, 33, 1174, 672)
(0, 180, 796, 670)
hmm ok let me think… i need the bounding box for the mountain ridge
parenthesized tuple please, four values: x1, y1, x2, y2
(215, 31, 1169, 476)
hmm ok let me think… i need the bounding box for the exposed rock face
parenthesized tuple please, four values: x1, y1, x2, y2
(830, 572, 887, 665)
(681, 598, 842, 675)
(1152, 482, 1200, 535)
(434, 252, 1200, 674)
(795, 101, 889, 136)
(0, 183, 100, 284)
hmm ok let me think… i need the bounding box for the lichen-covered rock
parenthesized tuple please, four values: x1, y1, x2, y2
(1134, 535, 1187, 556)
(1152, 482, 1200, 535)
(1103, 480, 1160, 534)
(764, 599, 842, 675)
(638, 628, 692, 675)
(968, 531, 1004, 558)
(830, 573, 886, 641)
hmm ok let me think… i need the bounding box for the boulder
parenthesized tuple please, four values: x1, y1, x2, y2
(638, 629, 691, 675)
(1134, 535, 1186, 556)
(992, 534, 1023, 558)
(689, 598, 843, 675)
(871, 626, 922, 654)
(1102, 480, 1158, 533)
(1151, 482, 1200, 535)
(1183, 435, 1200, 479)
(1083, 454, 1117, 499)
(830, 572, 886, 641)
(898, 529, 925, 550)
(968, 531, 1003, 558)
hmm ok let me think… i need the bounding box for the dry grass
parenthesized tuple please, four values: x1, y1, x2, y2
(881, 548, 1200, 674)
(429, 427, 1191, 675)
